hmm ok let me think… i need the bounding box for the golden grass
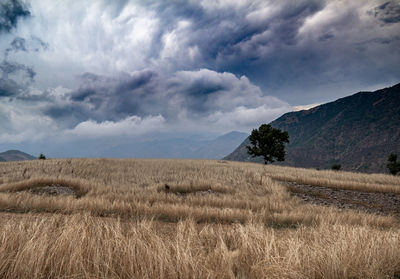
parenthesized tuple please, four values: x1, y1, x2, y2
(0, 215, 399, 279)
(265, 164, 400, 193)
(0, 177, 89, 197)
(0, 158, 399, 278)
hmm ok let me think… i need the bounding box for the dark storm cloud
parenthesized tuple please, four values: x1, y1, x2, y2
(129, 0, 399, 104)
(30, 37, 48, 51)
(136, 0, 353, 103)
(45, 70, 159, 126)
(0, 60, 35, 80)
(9, 37, 27, 52)
(2, 0, 400, 146)
(369, 1, 400, 24)
(0, 33, 47, 98)
(43, 68, 289, 131)
(44, 103, 90, 127)
(68, 70, 161, 122)
(70, 88, 97, 102)
(318, 33, 335, 42)
(0, 0, 30, 33)
(148, 0, 324, 67)
(5, 36, 48, 56)
(116, 71, 155, 93)
(0, 60, 35, 97)
(5, 0, 396, 109)
(0, 77, 21, 96)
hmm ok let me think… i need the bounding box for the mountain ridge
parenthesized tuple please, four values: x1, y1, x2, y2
(0, 150, 36, 162)
(101, 131, 249, 159)
(225, 83, 400, 173)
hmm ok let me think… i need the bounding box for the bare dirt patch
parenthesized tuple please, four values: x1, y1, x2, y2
(29, 184, 78, 197)
(282, 181, 400, 216)
(0, 178, 88, 198)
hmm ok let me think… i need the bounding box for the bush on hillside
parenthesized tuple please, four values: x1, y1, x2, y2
(387, 153, 400, 175)
(38, 154, 46, 160)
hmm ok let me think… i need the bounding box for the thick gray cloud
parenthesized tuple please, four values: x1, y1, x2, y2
(0, 60, 35, 97)
(0, 0, 30, 33)
(0, 77, 21, 96)
(0, 34, 48, 98)
(137, 0, 400, 103)
(5, 36, 47, 56)
(368, 1, 400, 24)
(0, 0, 399, 156)
(8, 37, 27, 52)
(140, 0, 325, 75)
(43, 68, 290, 133)
(8, 0, 397, 102)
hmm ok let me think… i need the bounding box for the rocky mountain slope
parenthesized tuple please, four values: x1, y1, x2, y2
(225, 83, 400, 173)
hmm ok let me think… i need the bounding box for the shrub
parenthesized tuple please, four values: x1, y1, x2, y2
(331, 164, 341, 171)
(38, 154, 46, 160)
(387, 153, 400, 175)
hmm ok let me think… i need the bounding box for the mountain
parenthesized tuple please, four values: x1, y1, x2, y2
(101, 131, 248, 159)
(191, 131, 249, 159)
(225, 83, 400, 173)
(0, 150, 36, 161)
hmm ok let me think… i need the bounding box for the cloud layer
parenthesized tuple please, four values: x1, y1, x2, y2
(0, 0, 399, 156)
(0, 0, 30, 33)
(43, 68, 291, 135)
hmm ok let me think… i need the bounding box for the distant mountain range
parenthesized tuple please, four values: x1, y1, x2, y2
(189, 131, 250, 159)
(0, 132, 248, 160)
(225, 83, 400, 173)
(101, 131, 249, 159)
(0, 150, 36, 161)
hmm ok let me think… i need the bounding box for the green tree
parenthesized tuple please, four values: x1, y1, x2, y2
(38, 153, 46, 160)
(387, 153, 400, 175)
(246, 124, 289, 164)
(331, 163, 341, 171)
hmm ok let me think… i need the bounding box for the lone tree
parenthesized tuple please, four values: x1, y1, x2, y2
(331, 163, 341, 171)
(38, 153, 46, 160)
(246, 124, 289, 164)
(387, 153, 400, 175)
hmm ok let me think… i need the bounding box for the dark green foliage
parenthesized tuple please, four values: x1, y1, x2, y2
(331, 164, 341, 171)
(246, 124, 289, 164)
(38, 153, 46, 160)
(387, 153, 400, 175)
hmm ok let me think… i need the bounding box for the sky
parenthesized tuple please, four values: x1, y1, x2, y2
(0, 0, 399, 157)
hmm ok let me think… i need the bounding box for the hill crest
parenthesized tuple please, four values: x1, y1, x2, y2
(0, 150, 36, 162)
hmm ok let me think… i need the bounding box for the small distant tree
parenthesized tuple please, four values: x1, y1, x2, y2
(331, 163, 341, 171)
(387, 153, 400, 175)
(246, 124, 289, 164)
(38, 153, 46, 160)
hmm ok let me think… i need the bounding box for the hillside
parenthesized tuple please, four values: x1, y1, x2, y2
(0, 150, 36, 162)
(225, 83, 400, 173)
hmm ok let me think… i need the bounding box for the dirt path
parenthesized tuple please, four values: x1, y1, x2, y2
(281, 181, 400, 216)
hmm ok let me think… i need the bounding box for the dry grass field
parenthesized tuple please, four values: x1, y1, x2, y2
(0, 158, 399, 278)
